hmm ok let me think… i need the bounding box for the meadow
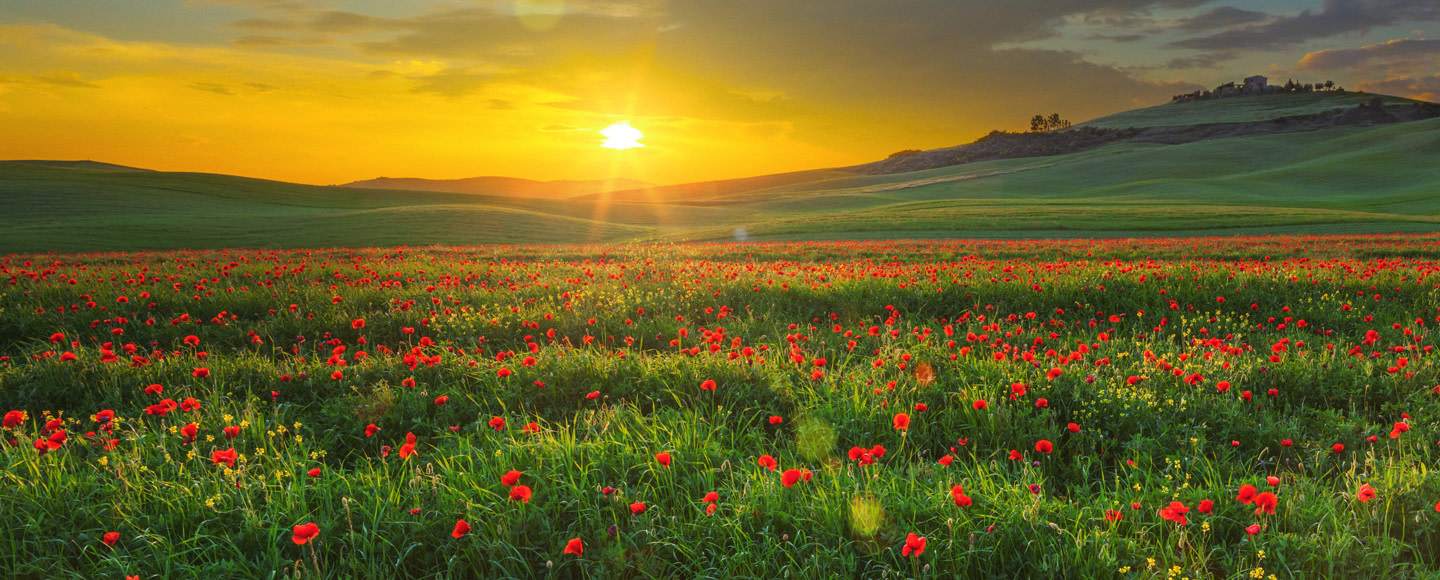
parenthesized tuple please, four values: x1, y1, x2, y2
(4, 234, 1440, 579)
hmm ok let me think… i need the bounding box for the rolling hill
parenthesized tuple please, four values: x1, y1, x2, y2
(3, 91, 1439, 253)
(340, 176, 654, 199)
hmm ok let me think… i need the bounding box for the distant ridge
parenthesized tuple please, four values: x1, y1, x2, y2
(339, 176, 654, 199)
(2, 160, 152, 172)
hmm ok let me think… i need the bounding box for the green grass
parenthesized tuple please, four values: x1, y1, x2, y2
(1078, 92, 1425, 129)
(4, 236, 1440, 578)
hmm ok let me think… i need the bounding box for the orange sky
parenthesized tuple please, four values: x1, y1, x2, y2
(0, 1, 1433, 185)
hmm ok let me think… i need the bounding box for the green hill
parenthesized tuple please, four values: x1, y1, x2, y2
(4, 92, 1440, 252)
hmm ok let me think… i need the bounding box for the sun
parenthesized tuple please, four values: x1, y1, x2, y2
(599, 121, 644, 149)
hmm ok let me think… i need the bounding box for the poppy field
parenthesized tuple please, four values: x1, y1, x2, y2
(5, 234, 1440, 579)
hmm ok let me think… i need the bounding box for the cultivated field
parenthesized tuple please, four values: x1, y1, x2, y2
(4, 235, 1440, 578)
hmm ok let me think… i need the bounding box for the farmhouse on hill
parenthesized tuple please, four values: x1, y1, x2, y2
(1244, 75, 1267, 93)
(1171, 74, 1337, 103)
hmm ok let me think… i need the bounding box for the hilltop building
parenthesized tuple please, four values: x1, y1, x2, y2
(1244, 75, 1268, 93)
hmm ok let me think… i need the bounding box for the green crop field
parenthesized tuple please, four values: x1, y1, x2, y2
(4, 235, 1440, 579)
(4, 93, 1440, 254)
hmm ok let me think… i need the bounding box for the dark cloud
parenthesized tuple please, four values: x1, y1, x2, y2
(188, 82, 233, 95)
(1088, 33, 1147, 42)
(1169, 0, 1440, 51)
(37, 71, 100, 88)
(1357, 74, 1440, 100)
(409, 68, 495, 98)
(488, 99, 518, 110)
(1299, 38, 1440, 70)
(1165, 51, 1240, 69)
(1168, 6, 1268, 32)
(234, 34, 331, 47)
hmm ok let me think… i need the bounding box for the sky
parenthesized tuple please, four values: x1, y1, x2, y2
(0, 0, 1436, 185)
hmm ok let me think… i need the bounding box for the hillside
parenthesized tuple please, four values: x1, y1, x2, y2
(340, 176, 654, 199)
(4, 92, 1440, 252)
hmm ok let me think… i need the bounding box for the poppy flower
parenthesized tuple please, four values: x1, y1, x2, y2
(972, 400, 987, 410)
(521, 422, 540, 434)
(699, 379, 717, 391)
(893, 413, 910, 430)
(365, 424, 379, 437)
(655, 452, 672, 466)
(489, 417, 506, 431)
(330, 371, 344, 381)
(586, 391, 600, 400)
(706, 504, 717, 515)
(630, 501, 646, 514)
(1197, 499, 1214, 514)
(351, 318, 365, 329)
(1035, 440, 1053, 454)
(308, 468, 322, 478)
(1009, 450, 1023, 461)
(901, 533, 926, 557)
(452, 519, 471, 538)
(1236, 484, 1257, 504)
(1266, 476, 1280, 487)
(1035, 398, 1048, 408)
(1358, 483, 1376, 503)
(434, 395, 448, 406)
(770, 416, 783, 424)
(3, 410, 25, 428)
(102, 532, 119, 546)
(1246, 524, 1261, 535)
(1253, 492, 1277, 515)
(180, 423, 198, 438)
(1281, 438, 1293, 447)
(938, 455, 953, 466)
(212, 448, 237, 467)
(781, 468, 802, 488)
(1067, 422, 1080, 433)
(192, 367, 210, 378)
(180, 398, 200, 412)
(564, 537, 584, 556)
(1158, 501, 1189, 525)
(914, 403, 928, 412)
(95, 410, 114, 423)
(224, 425, 241, 439)
(501, 470, 522, 487)
(758, 455, 778, 471)
(399, 440, 417, 458)
(1104, 509, 1123, 521)
(509, 485, 532, 503)
(497, 368, 512, 378)
(951, 485, 972, 507)
(1333, 443, 1345, 454)
(702, 492, 719, 503)
(292, 522, 320, 545)
(144, 384, 164, 396)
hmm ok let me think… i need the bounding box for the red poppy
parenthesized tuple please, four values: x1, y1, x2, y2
(893, 413, 910, 430)
(292, 522, 319, 545)
(402, 377, 416, 388)
(434, 395, 448, 406)
(706, 504, 717, 515)
(308, 468, 322, 478)
(655, 452, 672, 466)
(102, 532, 119, 546)
(563, 537, 584, 556)
(192, 367, 210, 378)
(399, 440, 417, 458)
(1236, 484, 1257, 504)
(702, 492, 719, 503)
(1266, 476, 1280, 487)
(3, 410, 24, 428)
(180, 398, 200, 412)
(1358, 483, 1376, 503)
(1035, 440, 1053, 454)
(224, 425, 241, 439)
(700, 379, 717, 391)
(1035, 398, 1048, 408)
(351, 318, 365, 329)
(1333, 443, 1345, 453)
(1158, 501, 1189, 525)
(951, 485, 972, 507)
(488, 417, 505, 431)
(1104, 509, 1123, 521)
(902, 533, 926, 557)
(521, 422, 540, 434)
(330, 371, 344, 381)
(212, 448, 237, 467)
(770, 416, 783, 424)
(510, 485, 532, 503)
(1247, 524, 1261, 535)
(95, 410, 114, 423)
(1281, 438, 1293, 447)
(365, 424, 379, 437)
(586, 391, 600, 400)
(180, 423, 198, 438)
(1008, 450, 1023, 461)
(144, 384, 163, 395)
(758, 455, 778, 471)
(497, 368, 512, 378)
(630, 501, 646, 514)
(1197, 499, 1214, 514)
(781, 468, 802, 488)
(1253, 491, 1278, 515)
(501, 470, 522, 487)
(1067, 423, 1080, 433)
(972, 399, 987, 410)
(938, 455, 953, 466)
(452, 519, 471, 538)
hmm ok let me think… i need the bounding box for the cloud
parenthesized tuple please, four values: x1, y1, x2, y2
(37, 71, 100, 88)
(1087, 33, 1147, 42)
(1169, 0, 1440, 51)
(539, 123, 585, 131)
(1357, 74, 1440, 101)
(234, 34, 331, 47)
(188, 82, 233, 95)
(1167, 6, 1269, 32)
(409, 67, 496, 97)
(1165, 51, 1240, 69)
(1299, 38, 1440, 71)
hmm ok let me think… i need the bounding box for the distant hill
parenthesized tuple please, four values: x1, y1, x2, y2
(3, 160, 152, 172)
(340, 176, 654, 199)
(7, 90, 1440, 252)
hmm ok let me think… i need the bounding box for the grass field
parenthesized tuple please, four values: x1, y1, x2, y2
(4, 235, 1440, 579)
(4, 93, 1439, 253)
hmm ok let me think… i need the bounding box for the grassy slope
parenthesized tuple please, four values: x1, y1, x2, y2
(4, 93, 1440, 251)
(1078, 92, 1424, 129)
